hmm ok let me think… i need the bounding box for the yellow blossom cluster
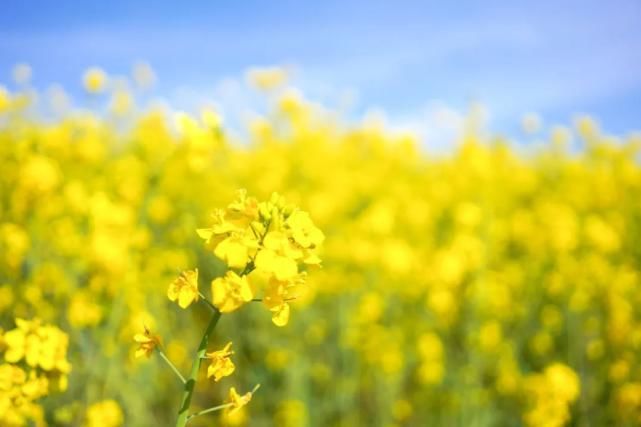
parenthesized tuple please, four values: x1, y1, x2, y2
(151, 190, 314, 424)
(0, 318, 71, 426)
(0, 64, 640, 425)
(522, 363, 580, 427)
(198, 190, 324, 325)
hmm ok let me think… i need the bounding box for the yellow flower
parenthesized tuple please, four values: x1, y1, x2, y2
(206, 342, 235, 381)
(214, 232, 257, 269)
(133, 326, 161, 359)
(544, 363, 580, 402)
(227, 385, 260, 415)
(254, 231, 301, 280)
(286, 210, 324, 249)
(198, 191, 259, 259)
(83, 67, 108, 93)
(167, 269, 200, 309)
(255, 249, 298, 281)
(522, 363, 580, 427)
(269, 302, 290, 327)
(21, 371, 49, 400)
(197, 209, 237, 247)
(226, 189, 260, 228)
(3, 318, 71, 373)
(85, 399, 123, 427)
(212, 271, 253, 313)
(0, 363, 26, 390)
(262, 275, 302, 327)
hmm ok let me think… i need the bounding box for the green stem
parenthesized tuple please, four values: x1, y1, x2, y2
(187, 403, 233, 421)
(158, 350, 186, 384)
(175, 309, 222, 427)
(198, 292, 218, 312)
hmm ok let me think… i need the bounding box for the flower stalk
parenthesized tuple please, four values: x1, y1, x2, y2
(158, 350, 186, 384)
(186, 403, 233, 421)
(175, 309, 221, 427)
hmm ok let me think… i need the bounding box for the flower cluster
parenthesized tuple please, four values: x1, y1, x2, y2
(151, 190, 320, 424)
(197, 190, 324, 326)
(522, 363, 580, 427)
(0, 318, 71, 426)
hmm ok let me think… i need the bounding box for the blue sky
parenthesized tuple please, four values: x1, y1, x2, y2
(1, 0, 640, 143)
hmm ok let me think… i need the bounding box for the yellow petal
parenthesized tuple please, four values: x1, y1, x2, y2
(215, 236, 249, 269)
(271, 303, 290, 327)
(167, 283, 179, 301)
(178, 288, 196, 309)
(196, 228, 214, 240)
(274, 257, 297, 281)
(133, 334, 149, 343)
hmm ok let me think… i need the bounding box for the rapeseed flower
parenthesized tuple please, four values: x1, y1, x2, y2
(206, 342, 235, 381)
(226, 385, 259, 415)
(211, 271, 253, 313)
(167, 269, 200, 309)
(133, 326, 161, 359)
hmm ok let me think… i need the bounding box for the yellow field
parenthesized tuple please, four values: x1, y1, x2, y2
(1, 68, 641, 426)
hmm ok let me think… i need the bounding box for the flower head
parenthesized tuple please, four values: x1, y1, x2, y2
(3, 318, 71, 373)
(261, 274, 303, 327)
(214, 232, 258, 269)
(254, 231, 301, 280)
(206, 342, 235, 382)
(227, 384, 260, 415)
(286, 210, 325, 249)
(200, 191, 323, 326)
(133, 326, 161, 359)
(197, 191, 260, 269)
(212, 271, 253, 313)
(168, 269, 200, 309)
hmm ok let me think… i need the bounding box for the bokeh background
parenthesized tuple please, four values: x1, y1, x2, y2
(1, 1, 641, 426)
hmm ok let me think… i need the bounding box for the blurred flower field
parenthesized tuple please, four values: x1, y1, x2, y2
(1, 66, 641, 426)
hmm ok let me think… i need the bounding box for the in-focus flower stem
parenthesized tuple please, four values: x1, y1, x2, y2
(158, 350, 186, 384)
(175, 309, 221, 427)
(198, 292, 218, 313)
(186, 403, 233, 421)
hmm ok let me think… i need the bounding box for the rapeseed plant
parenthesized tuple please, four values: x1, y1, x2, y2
(0, 64, 639, 426)
(135, 190, 322, 426)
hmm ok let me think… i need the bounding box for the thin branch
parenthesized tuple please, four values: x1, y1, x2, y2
(198, 292, 218, 312)
(187, 384, 261, 421)
(175, 310, 222, 427)
(157, 350, 186, 384)
(251, 297, 298, 302)
(186, 403, 233, 421)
